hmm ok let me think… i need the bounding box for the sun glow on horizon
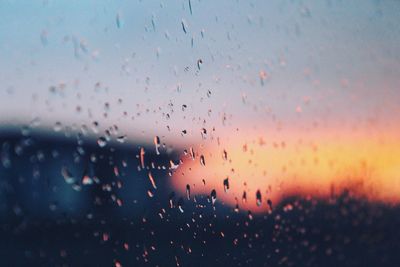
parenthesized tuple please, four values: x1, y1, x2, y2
(171, 130, 400, 213)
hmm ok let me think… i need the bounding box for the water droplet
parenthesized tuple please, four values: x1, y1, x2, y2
(181, 19, 187, 34)
(61, 167, 75, 184)
(116, 13, 122, 28)
(147, 189, 154, 198)
(82, 174, 93, 185)
(248, 210, 253, 220)
(256, 190, 262, 206)
(222, 150, 228, 160)
(117, 135, 127, 143)
(267, 199, 273, 210)
(170, 160, 179, 170)
(148, 172, 157, 189)
(154, 136, 161, 155)
(151, 15, 156, 31)
(223, 178, 229, 193)
(186, 184, 191, 200)
(259, 70, 268, 85)
(72, 183, 82, 191)
(201, 128, 207, 139)
(190, 147, 195, 160)
(53, 121, 62, 132)
(234, 203, 239, 213)
(140, 147, 145, 168)
(97, 137, 107, 147)
(177, 198, 184, 213)
(283, 203, 293, 212)
(169, 191, 176, 208)
(188, 0, 193, 15)
(92, 121, 99, 133)
(114, 166, 120, 177)
(40, 30, 48, 46)
(197, 59, 203, 70)
(200, 155, 206, 166)
(210, 189, 217, 204)
(242, 191, 247, 203)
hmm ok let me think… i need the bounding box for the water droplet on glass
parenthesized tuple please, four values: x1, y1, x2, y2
(72, 183, 82, 191)
(82, 174, 93, 185)
(177, 198, 184, 213)
(186, 184, 191, 200)
(148, 172, 157, 189)
(283, 203, 293, 212)
(190, 147, 195, 160)
(147, 189, 154, 198)
(256, 190, 262, 206)
(223, 178, 229, 193)
(197, 59, 203, 70)
(170, 160, 179, 170)
(151, 15, 156, 31)
(234, 203, 240, 213)
(210, 189, 217, 204)
(116, 13, 122, 28)
(154, 136, 161, 155)
(92, 121, 99, 133)
(140, 147, 145, 168)
(242, 191, 247, 203)
(181, 19, 188, 34)
(117, 135, 127, 143)
(103, 233, 109, 242)
(53, 121, 62, 132)
(61, 166, 75, 184)
(222, 150, 228, 160)
(248, 210, 253, 220)
(200, 155, 205, 166)
(97, 137, 107, 147)
(267, 199, 273, 210)
(201, 128, 207, 139)
(188, 0, 193, 15)
(169, 191, 176, 208)
(40, 30, 48, 46)
(259, 70, 268, 85)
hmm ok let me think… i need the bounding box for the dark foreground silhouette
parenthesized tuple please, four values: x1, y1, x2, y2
(0, 131, 399, 266)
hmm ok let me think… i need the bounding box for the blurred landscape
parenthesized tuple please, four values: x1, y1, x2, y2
(1, 131, 400, 267)
(1, 1, 400, 266)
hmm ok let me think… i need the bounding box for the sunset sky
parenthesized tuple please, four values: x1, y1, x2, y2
(1, 0, 399, 211)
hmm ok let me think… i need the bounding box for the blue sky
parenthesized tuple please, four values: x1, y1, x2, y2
(0, 0, 399, 144)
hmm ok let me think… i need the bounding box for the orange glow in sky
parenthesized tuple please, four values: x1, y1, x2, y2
(171, 129, 400, 213)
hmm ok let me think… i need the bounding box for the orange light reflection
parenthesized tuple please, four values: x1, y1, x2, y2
(171, 132, 400, 213)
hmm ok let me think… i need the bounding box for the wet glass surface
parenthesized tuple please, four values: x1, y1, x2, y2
(1, 1, 400, 266)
